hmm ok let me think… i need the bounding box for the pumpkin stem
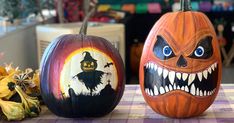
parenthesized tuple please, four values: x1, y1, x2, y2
(79, 5, 97, 35)
(180, 0, 192, 11)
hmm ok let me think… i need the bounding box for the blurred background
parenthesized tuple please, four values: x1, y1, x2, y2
(0, 0, 234, 84)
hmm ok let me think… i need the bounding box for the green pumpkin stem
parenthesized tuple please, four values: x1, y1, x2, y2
(79, 6, 97, 35)
(180, 0, 192, 11)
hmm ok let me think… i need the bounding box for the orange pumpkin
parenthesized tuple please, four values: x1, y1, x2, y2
(139, 0, 222, 118)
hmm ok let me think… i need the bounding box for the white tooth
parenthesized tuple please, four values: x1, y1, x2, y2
(168, 71, 175, 85)
(157, 67, 163, 76)
(181, 86, 185, 90)
(163, 69, 169, 79)
(185, 86, 189, 92)
(169, 84, 173, 91)
(160, 87, 165, 94)
(177, 85, 180, 90)
(182, 73, 188, 81)
(196, 88, 199, 96)
(154, 64, 157, 71)
(204, 90, 207, 96)
(191, 84, 196, 95)
(188, 74, 196, 85)
(146, 63, 149, 68)
(213, 89, 216, 94)
(165, 86, 169, 92)
(150, 89, 153, 96)
(200, 90, 203, 96)
(208, 67, 212, 74)
(148, 89, 151, 95)
(197, 72, 203, 82)
(214, 62, 217, 68)
(211, 64, 215, 71)
(210, 90, 213, 95)
(174, 84, 177, 89)
(176, 72, 182, 80)
(203, 70, 208, 79)
(154, 86, 158, 95)
(151, 63, 154, 69)
(150, 63, 153, 69)
(145, 88, 149, 94)
(207, 91, 210, 95)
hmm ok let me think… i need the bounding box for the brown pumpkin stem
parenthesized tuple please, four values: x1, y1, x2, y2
(79, 5, 97, 35)
(180, 0, 192, 11)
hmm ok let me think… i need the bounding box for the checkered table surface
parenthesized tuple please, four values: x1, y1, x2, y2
(22, 84, 234, 123)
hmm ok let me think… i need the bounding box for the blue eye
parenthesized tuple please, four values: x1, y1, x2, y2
(194, 46, 204, 57)
(163, 46, 172, 57)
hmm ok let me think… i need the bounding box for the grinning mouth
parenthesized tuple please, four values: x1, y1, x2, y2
(144, 62, 218, 97)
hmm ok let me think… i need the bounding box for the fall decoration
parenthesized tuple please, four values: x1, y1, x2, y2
(0, 64, 40, 121)
(139, 0, 222, 118)
(40, 3, 125, 117)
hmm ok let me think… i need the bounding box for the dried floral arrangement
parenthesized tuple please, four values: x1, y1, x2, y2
(0, 64, 40, 121)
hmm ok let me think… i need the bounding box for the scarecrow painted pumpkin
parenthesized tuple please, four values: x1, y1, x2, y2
(40, 7, 125, 117)
(139, 0, 222, 118)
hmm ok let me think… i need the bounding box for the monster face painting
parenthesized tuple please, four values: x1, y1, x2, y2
(139, 1, 222, 118)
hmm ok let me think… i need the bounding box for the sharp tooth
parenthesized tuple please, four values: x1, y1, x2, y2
(203, 70, 208, 79)
(165, 86, 169, 92)
(185, 86, 189, 92)
(159, 87, 165, 94)
(196, 88, 199, 96)
(169, 84, 173, 91)
(146, 63, 149, 68)
(150, 63, 153, 69)
(150, 89, 153, 96)
(197, 72, 203, 82)
(214, 62, 217, 68)
(188, 74, 196, 85)
(207, 91, 210, 95)
(211, 64, 215, 71)
(200, 90, 203, 96)
(173, 84, 177, 90)
(182, 73, 188, 81)
(190, 84, 196, 95)
(208, 67, 212, 74)
(177, 85, 180, 90)
(145, 88, 149, 94)
(147, 63, 150, 69)
(204, 90, 207, 96)
(181, 86, 185, 90)
(148, 89, 151, 95)
(163, 69, 169, 79)
(154, 86, 158, 95)
(157, 67, 163, 76)
(168, 71, 175, 85)
(210, 90, 213, 95)
(176, 72, 182, 80)
(154, 64, 157, 71)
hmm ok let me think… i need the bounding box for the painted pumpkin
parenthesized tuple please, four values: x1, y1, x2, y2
(139, 0, 222, 118)
(40, 7, 125, 117)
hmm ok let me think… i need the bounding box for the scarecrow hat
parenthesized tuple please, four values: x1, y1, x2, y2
(80, 51, 97, 63)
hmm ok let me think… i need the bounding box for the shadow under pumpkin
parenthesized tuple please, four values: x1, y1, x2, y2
(42, 84, 117, 117)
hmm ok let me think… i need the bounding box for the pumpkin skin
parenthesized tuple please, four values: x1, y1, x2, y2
(40, 34, 125, 117)
(139, 4, 222, 118)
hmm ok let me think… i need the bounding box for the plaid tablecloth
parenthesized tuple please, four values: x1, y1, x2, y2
(24, 84, 234, 123)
